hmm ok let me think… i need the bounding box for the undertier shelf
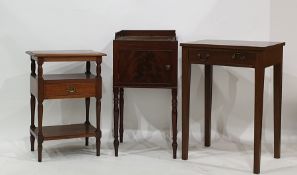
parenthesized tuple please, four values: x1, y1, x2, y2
(30, 123, 97, 141)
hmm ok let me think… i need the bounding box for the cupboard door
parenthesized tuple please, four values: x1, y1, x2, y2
(117, 50, 175, 85)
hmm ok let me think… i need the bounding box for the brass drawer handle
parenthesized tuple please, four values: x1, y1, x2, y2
(197, 53, 210, 61)
(232, 52, 246, 60)
(66, 86, 77, 93)
(165, 64, 171, 71)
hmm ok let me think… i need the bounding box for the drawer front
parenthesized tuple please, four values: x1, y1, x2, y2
(116, 49, 177, 86)
(189, 49, 256, 67)
(44, 82, 96, 99)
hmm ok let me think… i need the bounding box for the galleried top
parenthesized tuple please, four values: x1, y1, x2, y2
(115, 30, 177, 41)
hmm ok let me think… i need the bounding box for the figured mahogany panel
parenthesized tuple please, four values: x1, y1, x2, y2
(117, 50, 174, 85)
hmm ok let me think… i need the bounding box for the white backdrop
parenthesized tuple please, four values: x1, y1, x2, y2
(271, 0, 297, 139)
(2, 0, 295, 153)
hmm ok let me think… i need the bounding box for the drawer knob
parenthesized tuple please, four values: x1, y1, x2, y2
(197, 53, 210, 61)
(66, 86, 77, 93)
(232, 52, 246, 60)
(165, 64, 171, 71)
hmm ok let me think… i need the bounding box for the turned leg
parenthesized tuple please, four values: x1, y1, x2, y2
(95, 59, 102, 156)
(30, 94, 36, 151)
(85, 97, 90, 146)
(96, 97, 101, 156)
(36, 60, 44, 162)
(182, 48, 191, 160)
(37, 100, 44, 162)
(172, 88, 178, 159)
(274, 63, 282, 158)
(119, 88, 124, 143)
(253, 67, 265, 174)
(30, 58, 36, 152)
(113, 87, 120, 156)
(205, 65, 213, 147)
(85, 61, 91, 146)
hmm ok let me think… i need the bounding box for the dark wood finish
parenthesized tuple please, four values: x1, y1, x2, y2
(27, 50, 105, 162)
(37, 60, 44, 162)
(113, 87, 119, 157)
(274, 63, 282, 159)
(116, 36, 176, 41)
(181, 40, 285, 174)
(85, 61, 91, 146)
(37, 100, 43, 162)
(95, 59, 102, 156)
(172, 88, 178, 159)
(85, 97, 90, 146)
(113, 30, 178, 158)
(30, 57, 36, 151)
(205, 65, 213, 147)
(30, 94, 36, 151)
(182, 47, 191, 160)
(253, 64, 265, 174)
(96, 97, 101, 156)
(119, 88, 124, 143)
(113, 30, 177, 88)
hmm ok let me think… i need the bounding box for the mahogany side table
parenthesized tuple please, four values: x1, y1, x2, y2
(181, 40, 285, 174)
(113, 30, 178, 158)
(26, 50, 106, 162)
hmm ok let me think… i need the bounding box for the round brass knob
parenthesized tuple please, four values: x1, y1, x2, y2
(165, 64, 171, 71)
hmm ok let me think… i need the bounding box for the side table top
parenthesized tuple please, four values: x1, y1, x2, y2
(26, 50, 106, 62)
(26, 50, 106, 57)
(180, 40, 285, 50)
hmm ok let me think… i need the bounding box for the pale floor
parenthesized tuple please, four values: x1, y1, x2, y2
(1, 131, 297, 175)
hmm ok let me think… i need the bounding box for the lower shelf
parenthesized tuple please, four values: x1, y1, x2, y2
(30, 123, 97, 141)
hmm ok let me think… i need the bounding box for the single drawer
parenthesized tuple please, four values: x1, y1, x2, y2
(44, 82, 96, 99)
(189, 49, 256, 67)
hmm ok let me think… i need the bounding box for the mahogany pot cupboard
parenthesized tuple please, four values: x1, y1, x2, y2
(113, 30, 178, 158)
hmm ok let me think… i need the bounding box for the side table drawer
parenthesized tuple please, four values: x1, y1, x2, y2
(44, 82, 96, 99)
(189, 49, 256, 67)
